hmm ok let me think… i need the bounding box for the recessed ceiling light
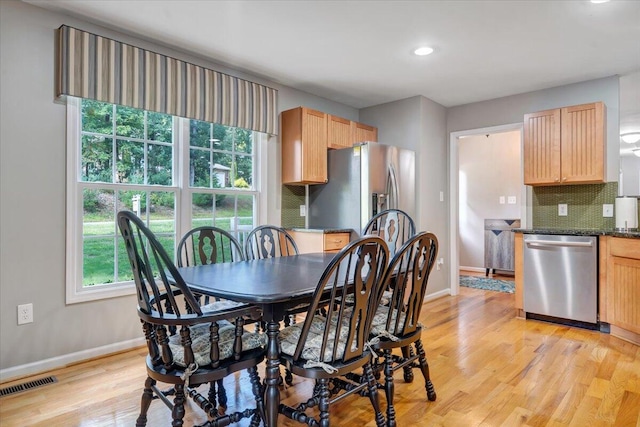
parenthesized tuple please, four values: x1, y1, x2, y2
(414, 46, 434, 56)
(590, 0, 610, 3)
(621, 132, 640, 144)
(632, 148, 640, 158)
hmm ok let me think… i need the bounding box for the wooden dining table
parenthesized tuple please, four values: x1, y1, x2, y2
(177, 252, 338, 427)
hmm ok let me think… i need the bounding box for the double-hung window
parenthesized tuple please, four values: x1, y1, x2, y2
(66, 97, 263, 303)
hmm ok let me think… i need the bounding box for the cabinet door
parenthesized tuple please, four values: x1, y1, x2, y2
(353, 122, 378, 143)
(327, 115, 353, 149)
(281, 107, 327, 184)
(524, 108, 561, 185)
(560, 102, 605, 184)
(607, 255, 640, 335)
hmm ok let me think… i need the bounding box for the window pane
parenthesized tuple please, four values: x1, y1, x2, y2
(212, 152, 232, 188)
(117, 238, 134, 282)
(190, 119, 211, 148)
(83, 189, 115, 235)
(116, 139, 144, 184)
(233, 128, 253, 154)
(190, 148, 211, 188)
(148, 143, 173, 185)
(192, 192, 214, 228)
(235, 154, 253, 188)
(81, 136, 113, 182)
(117, 190, 145, 216)
(115, 106, 144, 139)
(215, 124, 234, 151)
(149, 191, 175, 234)
(235, 194, 255, 247)
(83, 237, 115, 286)
(147, 111, 172, 143)
(82, 99, 113, 134)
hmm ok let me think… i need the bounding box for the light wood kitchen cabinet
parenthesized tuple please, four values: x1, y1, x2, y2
(327, 116, 378, 149)
(524, 101, 605, 186)
(353, 121, 378, 143)
(281, 107, 328, 185)
(327, 115, 353, 149)
(288, 230, 350, 254)
(514, 232, 524, 317)
(599, 236, 640, 345)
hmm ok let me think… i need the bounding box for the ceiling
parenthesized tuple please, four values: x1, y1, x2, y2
(24, 0, 640, 151)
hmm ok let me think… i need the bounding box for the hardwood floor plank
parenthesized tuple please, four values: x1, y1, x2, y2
(1, 286, 639, 426)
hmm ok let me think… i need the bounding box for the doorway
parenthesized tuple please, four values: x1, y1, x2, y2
(448, 123, 527, 296)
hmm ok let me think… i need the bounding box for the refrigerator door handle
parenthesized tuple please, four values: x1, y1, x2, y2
(387, 164, 399, 210)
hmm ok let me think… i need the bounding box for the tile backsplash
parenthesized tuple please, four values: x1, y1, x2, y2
(532, 182, 618, 229)
(281, 185, 305, 228)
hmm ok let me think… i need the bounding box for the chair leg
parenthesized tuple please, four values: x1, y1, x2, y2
(415, 339, 437, 401)
(248, 365, 265, 427)
(318, 378, 330, 427)
(171, 383, 186, 427)
(383, 349, 397, 427)
(216, 379, 228, 408)
(401, 346, 414, 383)
(136, 376, 155, 427)
(364, 362, 386, 427)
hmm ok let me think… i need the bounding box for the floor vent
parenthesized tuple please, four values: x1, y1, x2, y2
(0, 376, 57, 397)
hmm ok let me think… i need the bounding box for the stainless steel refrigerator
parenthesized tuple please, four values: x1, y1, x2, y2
(308, 142, 415, 233)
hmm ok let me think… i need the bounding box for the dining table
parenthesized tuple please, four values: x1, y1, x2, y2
(177, 251, 338, 427)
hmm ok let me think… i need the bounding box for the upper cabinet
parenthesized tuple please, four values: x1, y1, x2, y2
(281, 107, 328, 185)
(327, 115, 378, 149)
(353, 121, 378, 144)
(327, 115, 353, 149)
(524, 101, 606, 186)
(282, 106, 378, 184)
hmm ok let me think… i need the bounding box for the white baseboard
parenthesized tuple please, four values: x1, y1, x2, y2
(424, 288, 450, 302)
(0, 337, 145, 383)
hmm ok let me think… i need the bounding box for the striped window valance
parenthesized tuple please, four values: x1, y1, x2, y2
(56, 25, 278, 135)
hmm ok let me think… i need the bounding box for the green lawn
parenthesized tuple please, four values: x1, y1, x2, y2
(82, 216, 252, 286)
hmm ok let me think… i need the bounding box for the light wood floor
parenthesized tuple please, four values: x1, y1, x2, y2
(1, 286, 639, 426)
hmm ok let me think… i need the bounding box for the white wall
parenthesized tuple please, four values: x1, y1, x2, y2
(458, 132, 521, 269)
(620, 154, 640, 196)
(360, 96, 449, 295)
(0, 0, 359, 377)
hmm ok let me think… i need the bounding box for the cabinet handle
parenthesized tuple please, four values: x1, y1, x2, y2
(554, 178, 560, 182)
(563, 177, 567, 181)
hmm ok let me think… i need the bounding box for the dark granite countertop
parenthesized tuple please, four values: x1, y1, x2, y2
(513, 228, 640, 239)
(288, 228, 354, 234)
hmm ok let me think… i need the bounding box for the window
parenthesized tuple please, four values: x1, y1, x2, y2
(66, 98, 264, 303)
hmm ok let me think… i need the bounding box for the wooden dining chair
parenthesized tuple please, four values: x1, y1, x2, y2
(362, 209, 416, 258)
(278, 236, 390, 427)
(117, 210, 266, 427)
(176, 225, 251, 410)
(244, 224, 299, 260)
(369, 231, 439, 426)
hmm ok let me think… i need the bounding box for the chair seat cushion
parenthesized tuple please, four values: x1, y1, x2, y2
(201, 299, 251, 312)
(168, 321, 266, 368)
(369, 306, 407, 337)
(279, 314, 355, 363)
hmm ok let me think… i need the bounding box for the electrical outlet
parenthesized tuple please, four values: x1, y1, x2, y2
(507, 196, 517, 204)
(558, 203, 568, 216)
(299, 205, 306, 217)
(17, 303, 33, 325)
(603, 204, 614, 218)
(436, 257, 444, 271)
(499, 196, 505, 204)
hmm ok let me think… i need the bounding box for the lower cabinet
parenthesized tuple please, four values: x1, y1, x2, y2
(599, 236, 640, 345)
(289, 231, 350, 254)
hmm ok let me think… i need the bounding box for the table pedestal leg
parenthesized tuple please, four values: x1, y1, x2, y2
(264, 320, 281, 427)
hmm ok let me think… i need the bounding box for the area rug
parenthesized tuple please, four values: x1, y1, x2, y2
(460, 275, 515, 294)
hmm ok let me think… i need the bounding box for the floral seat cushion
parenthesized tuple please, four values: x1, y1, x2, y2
(279, 314, 357, 363)
(201, 299, 250, 312)
(168, 320, 266, 368)
(369, 305, 408, 337)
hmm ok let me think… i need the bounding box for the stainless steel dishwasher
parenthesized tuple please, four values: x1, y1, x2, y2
(523, 234, 598, 326)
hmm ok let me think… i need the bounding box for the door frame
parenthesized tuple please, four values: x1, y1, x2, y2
(448, 122, 528, 296)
